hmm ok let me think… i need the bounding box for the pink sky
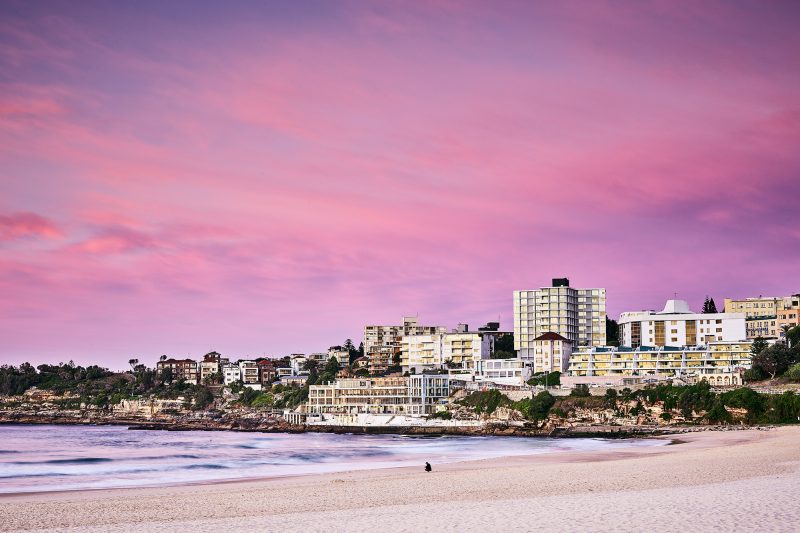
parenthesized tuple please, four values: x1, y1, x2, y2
(1, 1, 799, 369)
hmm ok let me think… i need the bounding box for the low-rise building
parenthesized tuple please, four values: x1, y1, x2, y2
(400, 331, 493, 373)
(222, 363, 241, 385)
(364, 317, 447, 375)
(156, 359, 199, 385)
(257, 359, 277, 386)
(239, 360, 260, 388)
(281, 375, 309, 387)
(471, 359, 532, 386)
(567, 341, 752, 380)
(724, 294, 800, 339)
(307, 374, 450, 417)
(523, 332, 573, 374)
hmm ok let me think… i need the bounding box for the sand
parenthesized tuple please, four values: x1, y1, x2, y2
(2, 427, 799, 532)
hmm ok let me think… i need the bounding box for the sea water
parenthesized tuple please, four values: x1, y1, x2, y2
(0, 424, 665, 493)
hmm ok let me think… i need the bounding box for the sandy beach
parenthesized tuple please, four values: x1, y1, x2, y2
(1, 427, 799, 532)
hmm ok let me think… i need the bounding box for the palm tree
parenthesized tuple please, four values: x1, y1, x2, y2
(128, 358, 139, 371)
(782, 325, 794, 348)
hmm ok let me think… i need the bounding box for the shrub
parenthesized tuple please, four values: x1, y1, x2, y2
(458, 390, 510, 415)
(743, 367, 767, 383)
(527, 371, 561, 386)
(660, 412, 672, 421)
(515, 391, 555, 422)
(428, 411, 452, 420)
(570, 384, 591, 397)
(783, 363, 800, 382)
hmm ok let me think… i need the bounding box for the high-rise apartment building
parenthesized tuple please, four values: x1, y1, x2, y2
(363, 317, 446, 375)
(514, 278, 606, 359)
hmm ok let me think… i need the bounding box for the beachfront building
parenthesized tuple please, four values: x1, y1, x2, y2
(199, 358, 221, 384)
(400, 331, 493, 373)
(307, 374, 450, 418)
(363, 317, 446, 374)
(222, 363, 241, 385)
(156, 358, 199, 385)
(724, 294, 800, 339)
(470, 359, 532, 386)
(527, 332, 573, 373)
(513, 278, 606, 359)
(619, 300, 746, 348)
(566, 341, 752, 384)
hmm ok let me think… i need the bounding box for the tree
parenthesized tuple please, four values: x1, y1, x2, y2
(491, 350, 516, 359)
(787, 326, 800, 349)
(702, 297, 718, 314)
(128, 358, 139, 371)
(752, 344, 794, 379)
(160, 355, 168, 361)
(781, 325, 795, 348)
(750, 337, 768, 358)
(494, 333, 515, 355)
(605, 316, 619, 346)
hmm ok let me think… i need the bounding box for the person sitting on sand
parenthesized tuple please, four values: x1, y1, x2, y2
(425, 462, 432, 472)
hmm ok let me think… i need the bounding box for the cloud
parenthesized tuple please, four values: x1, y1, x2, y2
(0, 212, 62, 241)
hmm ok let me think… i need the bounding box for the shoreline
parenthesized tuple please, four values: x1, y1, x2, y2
(1, 426, 798, 531)
(0, 412, 768, 439)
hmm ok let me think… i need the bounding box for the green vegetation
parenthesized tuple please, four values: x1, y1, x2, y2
(783, 363, 800, 381)
(457, 389, 555, 423)
(570, 384, 591, 397)
(527, 371, 561, 386)
(492, 334, 515, 359)
(427, 410, 453, 420)
(605, 316, 619, 346)
(702, 296, 718, 314)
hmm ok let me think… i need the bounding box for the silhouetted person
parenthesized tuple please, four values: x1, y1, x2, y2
(425, 462, 432, 472)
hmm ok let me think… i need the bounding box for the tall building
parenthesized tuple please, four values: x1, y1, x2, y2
(363, 317, 446, 374)
(619, 299, 746, 348)
(514, 278, 606, 358)
(724, 294, 800, 339)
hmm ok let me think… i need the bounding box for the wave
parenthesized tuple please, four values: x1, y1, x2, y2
(183, 463, 228, 470)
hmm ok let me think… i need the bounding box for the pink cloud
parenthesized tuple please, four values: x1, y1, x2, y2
(0, 212, 62, 241)
(0, 1, 798, 368)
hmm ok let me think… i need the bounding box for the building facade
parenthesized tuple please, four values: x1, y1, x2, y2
(527, 332, 573, 373)
(567, 341, 752, 381)
(222, 363, 241, 385)
(156, 359, 199, 384)
(514, 278, 606, 358)
(400, 332, 492, 373)
(363, 317, 446, 374)
(619, 300, 746, 348)
(724, 294, 800, 339)
(307, 374, 450, 417)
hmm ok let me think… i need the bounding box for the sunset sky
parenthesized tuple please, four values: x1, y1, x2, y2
(1, 1, 799, 368)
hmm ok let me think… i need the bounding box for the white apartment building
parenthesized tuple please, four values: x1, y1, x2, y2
(528, 332, 573, 373)
(307, 374, 450, 418)
(222, 363, 241, 385)
(470, 359, 532, 386)
(363, 317, 446, 374)
(619, 299, 746, 348)
(239, 360, 260, 388)
(514, 278, 606, 359)
(400, 332, 493, 373)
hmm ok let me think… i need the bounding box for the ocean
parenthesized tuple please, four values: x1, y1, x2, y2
(0, 424, 665, 494)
